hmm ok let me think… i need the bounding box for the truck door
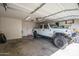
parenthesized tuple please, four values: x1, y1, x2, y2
(37, 24, 44, 35)
(42, 24, 51, 37)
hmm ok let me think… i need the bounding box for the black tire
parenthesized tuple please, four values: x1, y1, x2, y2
(53, 33, 68, 48)
(0, 33, 7, 43)
(33, 31, 37, 38)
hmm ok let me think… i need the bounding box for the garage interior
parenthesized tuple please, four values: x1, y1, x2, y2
(0, 3, 79, 56)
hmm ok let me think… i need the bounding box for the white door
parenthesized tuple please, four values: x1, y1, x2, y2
(37, 24, 44, 35)
(42, 24, 51, 37)
(22, 21, 35, 36)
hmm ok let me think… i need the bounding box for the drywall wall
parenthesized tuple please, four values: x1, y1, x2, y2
(75, 19, 79, 24)
(0, 17, 22, 40)
(59, 19, 79, 33)
(59, 19, 79, 28)
(22, 21, 35, 36)
(0, 17, 1, 33)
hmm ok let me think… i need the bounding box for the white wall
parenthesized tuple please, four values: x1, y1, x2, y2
(59, 19, 79, 27)
(0, 17, 22, 40)
(22, 21, 35, 36)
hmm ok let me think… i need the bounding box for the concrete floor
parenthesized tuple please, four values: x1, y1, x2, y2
(0, 36, 59, 56)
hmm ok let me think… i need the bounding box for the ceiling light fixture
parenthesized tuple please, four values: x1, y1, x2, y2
(25, 16, 31, 20)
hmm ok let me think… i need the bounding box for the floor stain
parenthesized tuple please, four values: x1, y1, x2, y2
(0, 36, 59, 56)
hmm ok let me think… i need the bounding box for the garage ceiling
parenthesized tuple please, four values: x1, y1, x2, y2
(0, 3, 79, 21)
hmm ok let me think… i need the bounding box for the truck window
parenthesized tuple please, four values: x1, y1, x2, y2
(39, 25, 42, 29)
(44, 24, 48, 29)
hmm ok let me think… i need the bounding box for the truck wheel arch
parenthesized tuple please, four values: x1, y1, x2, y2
(52, 33, 68, 48)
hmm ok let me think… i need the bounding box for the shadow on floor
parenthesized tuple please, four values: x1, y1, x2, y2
(0, 36, 59, 56)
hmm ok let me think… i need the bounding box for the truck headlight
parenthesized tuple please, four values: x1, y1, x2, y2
(72, 33, 76, 37)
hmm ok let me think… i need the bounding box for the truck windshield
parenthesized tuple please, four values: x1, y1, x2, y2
(50, 24, 66, 28)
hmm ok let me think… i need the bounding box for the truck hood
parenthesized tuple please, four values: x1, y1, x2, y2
(51, 28, 74, 36)
(51, 28, 69, 32)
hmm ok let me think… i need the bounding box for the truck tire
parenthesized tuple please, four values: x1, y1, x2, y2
(0, 33, 7, 43)
(53, 33, 68, 48)
(33, 31, 37, 38)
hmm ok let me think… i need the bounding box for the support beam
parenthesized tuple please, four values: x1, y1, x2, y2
(55, 15, 79, 21)
(42, 8, 79, 19)
(24, 3, 45, 20)
(30, 3, 45, 14)
(40, 15, 79, 22)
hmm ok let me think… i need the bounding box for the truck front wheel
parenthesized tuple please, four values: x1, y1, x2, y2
(53, 33, 68, 48)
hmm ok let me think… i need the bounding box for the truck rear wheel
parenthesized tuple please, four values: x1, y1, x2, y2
(53, 33, 68, 48)
(33, 31, 37, 38)
(0, 33, 7, 43)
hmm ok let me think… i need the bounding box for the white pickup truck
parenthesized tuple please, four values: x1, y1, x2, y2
(32, 23, 76, 48)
